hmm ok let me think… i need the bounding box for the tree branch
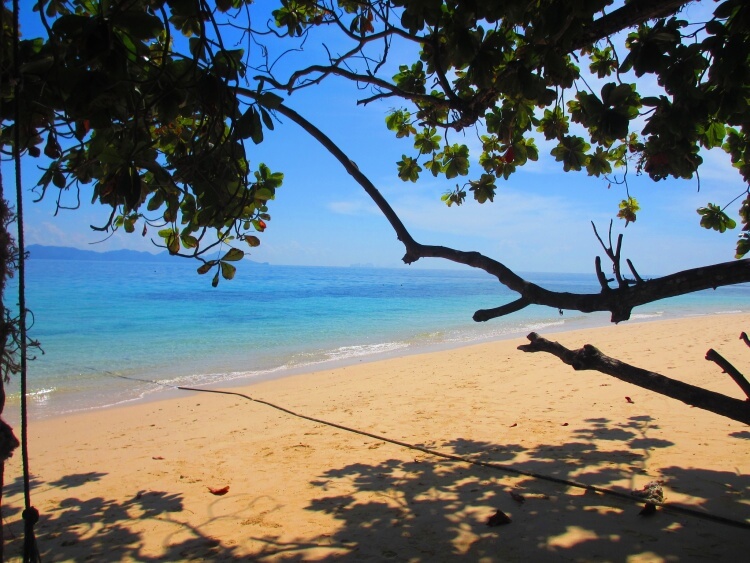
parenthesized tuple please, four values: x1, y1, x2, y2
(261, 65, 449, 108)
(706, 348, 750, 400)
(249, 94, 750, 324)
(519, 333, 750, 425)
(473, 298, 530, 322)
(572, 0, 694, 50)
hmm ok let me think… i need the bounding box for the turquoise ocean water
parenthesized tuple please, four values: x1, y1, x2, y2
(5, 258, 749, 419)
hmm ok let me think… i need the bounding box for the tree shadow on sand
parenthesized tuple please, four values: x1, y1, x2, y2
(256, 415, 750, 561)
(2, 472, 242, 562)
(2, 416, 749, 561)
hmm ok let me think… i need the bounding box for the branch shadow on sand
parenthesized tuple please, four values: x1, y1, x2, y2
(2, 471, 242, 562)
(1, 415, 748, 561)
(255, 415, 750, 561)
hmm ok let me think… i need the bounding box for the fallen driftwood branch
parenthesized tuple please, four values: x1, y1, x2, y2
(705, 348, 750, 400)
(518, 332, 750, 425)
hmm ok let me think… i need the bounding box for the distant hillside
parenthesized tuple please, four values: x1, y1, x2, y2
(27, 244, 172, 262)
(26, 244, 270, 265)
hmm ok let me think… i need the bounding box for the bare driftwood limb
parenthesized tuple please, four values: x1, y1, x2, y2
(741, 332, 750, 348)
(519, 332, 750, 425)
(705, 348, 750, 400)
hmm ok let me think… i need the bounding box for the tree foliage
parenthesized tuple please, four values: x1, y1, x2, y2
(2, 0, 748, 263)
(263, 0, 750, 257)
(4, 0, 283, 285)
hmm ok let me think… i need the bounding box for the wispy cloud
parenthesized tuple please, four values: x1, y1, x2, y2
(327, 199, 381, 216)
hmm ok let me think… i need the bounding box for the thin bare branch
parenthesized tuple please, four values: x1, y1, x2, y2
(595, 256, 611, 291)
(626, 259, 644, 284)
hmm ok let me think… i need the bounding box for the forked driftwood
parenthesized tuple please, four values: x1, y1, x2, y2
(519, 332, 750, 425)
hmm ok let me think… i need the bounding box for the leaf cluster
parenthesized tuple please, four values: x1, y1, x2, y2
(277, 1, 750, 258)
(6, 0, 281, 283)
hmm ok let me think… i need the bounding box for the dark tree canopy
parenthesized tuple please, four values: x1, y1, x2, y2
(4, 0, 750, 270)
(265, 0, 750, 251)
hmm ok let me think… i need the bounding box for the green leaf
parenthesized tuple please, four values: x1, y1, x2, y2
(441, 188, 466, 207)
(212, 271, 220, 287)
(698, 203, 737, 233)
(586, 147, 613, 177)
(222, 248, 244, 261)
(181, 234, 199, 249)
(147, 190, 165, 212)
(159, 228, 180, 254)
(254, 187, 275, 201)
(736, 233, 750, 259)
(220, 261, 237, 280)
(617, 197, 640, 226)
(397, 156, 422, 182)
(258, 92, 283, 109)
(245, 235, 261, 247)
(469, 174, 497, 203)
(260, 107, 274, 131)
(701, 122, 726, 149)
(550, 136, 590, 172)
(235, 107, 261, 141)
(197, 261, 216, 275)
(442, 144, 470, 179)
(249, 106, 263, 144)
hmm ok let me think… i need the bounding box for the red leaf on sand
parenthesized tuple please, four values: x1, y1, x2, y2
(208, 486, 230, 496)
(510, 423, 517, 427)
(625, 396, 634, 404)
(152, 456, 164, 460)
(561, 422, 569, 426)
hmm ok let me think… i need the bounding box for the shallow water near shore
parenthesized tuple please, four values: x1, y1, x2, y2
(5, 257, 749, 418)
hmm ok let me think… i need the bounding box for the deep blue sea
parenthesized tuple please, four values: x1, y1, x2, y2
(4, 258, 749, 418)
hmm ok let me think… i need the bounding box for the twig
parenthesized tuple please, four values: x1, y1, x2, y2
(626, 259, 644, 284)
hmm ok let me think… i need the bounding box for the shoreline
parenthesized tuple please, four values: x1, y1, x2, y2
(5, 308, 746, 423)
(2, 313, 750, 561)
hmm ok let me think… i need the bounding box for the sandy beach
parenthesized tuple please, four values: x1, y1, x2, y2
(2, 313, 749, 561)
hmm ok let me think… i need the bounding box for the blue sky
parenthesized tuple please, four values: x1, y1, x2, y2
(10, 1, 747, 276)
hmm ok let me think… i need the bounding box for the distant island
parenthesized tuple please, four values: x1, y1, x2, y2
(27, 244, 269, 265)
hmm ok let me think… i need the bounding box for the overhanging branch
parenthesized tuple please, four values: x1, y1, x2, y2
(249, 94, 750, 324)
(573, 0, 694, 50)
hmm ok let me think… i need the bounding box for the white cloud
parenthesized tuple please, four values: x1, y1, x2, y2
(327, 199, 380, 216)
